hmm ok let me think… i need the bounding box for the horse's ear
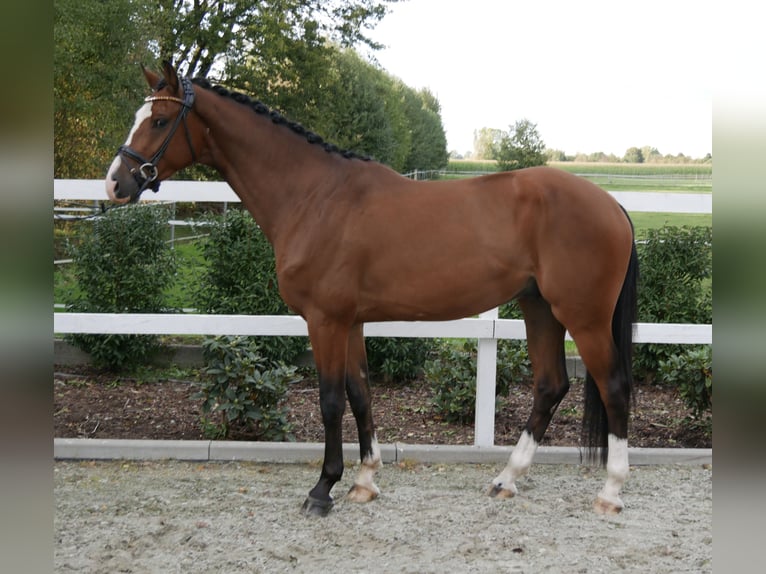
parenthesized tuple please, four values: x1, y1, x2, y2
(161, 60, 180, 94)
(142, 64, 161, 91)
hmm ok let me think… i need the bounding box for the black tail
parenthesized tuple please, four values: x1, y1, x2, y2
(583, 224, 638, 466)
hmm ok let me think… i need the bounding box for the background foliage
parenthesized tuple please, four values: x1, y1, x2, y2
(196, 335, 298, 441)
(494, 119, 547, 171)
(659, 346, 712, 420)
(471, 120, 547, 171)
(54, 0, 448, 178)
(54, 0, 157, 178)
(366, 337, 436, 383)
(191, 209, 308, 365)
(64, 204, 176, 370)
(634, 226, 713, 383)
(425, 340, 532, 424)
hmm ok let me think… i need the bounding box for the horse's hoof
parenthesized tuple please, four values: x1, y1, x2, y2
(488, 484, 516, 499)
(593, 496, 623, 515)
(347, 483, 379, 503)
(301, 496, 334, 517)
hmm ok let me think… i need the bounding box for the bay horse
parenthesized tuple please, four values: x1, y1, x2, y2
(106, 61, 638, 517)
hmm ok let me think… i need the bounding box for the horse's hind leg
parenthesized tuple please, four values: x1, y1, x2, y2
(490, 295, 569, 499)
(571, 327, 631, 515)
(345, 324, 382, 503)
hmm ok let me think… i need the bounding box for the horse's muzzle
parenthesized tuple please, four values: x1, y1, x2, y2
(105, 176, 131, 204)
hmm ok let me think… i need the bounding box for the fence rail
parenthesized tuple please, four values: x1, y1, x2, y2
(53, 179, 713, 447)
(53, 313, 712, 344)
(54, 179, 713, 214)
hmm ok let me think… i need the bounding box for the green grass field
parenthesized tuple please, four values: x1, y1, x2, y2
(631, 212, 711, 232)
(443, 159, 712, 227)
(446, 159, 712, 177)
(446, 160, 712, 190)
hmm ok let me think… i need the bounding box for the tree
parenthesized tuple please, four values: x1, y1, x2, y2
(546, 149, 567, 162)
(312, 48, 402, 168)
(54, 0, 450, 178)
(624, 147, 645, 163)
(641, 146, 661, 162)
(400, 86, 449, 171)
(495, 119, 547, 171)
(149, 1, 398, 79)
(473, 127, 504, 160)
(54, 0, 157, 178)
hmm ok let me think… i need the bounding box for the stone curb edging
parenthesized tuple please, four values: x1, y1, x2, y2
(54, 438, 711, 466)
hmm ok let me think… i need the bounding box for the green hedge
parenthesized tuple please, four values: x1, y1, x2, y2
(64, 204, 176, 370)
(366, 337, 436, 383)
(634, 226, 712, 384)
(191, 209, 308, 365)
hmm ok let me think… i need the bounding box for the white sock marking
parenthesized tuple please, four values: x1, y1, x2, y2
(598, 434, 629, 508)
(492, 430, 538, 493)
(353, 435, 382, 494)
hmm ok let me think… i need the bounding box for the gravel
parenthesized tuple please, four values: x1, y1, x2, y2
(55, 459, 712, 573)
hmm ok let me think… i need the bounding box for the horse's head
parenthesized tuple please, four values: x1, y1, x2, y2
(106, 61, 201, 204)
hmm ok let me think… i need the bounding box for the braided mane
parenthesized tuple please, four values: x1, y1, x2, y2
(188, 77, 371, 161)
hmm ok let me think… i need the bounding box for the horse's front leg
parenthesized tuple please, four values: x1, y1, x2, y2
(345, 324, 382, 503)
(301, 318, 351, 517)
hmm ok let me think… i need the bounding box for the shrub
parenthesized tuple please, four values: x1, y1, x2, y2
(195, 336, 298, 440)
(497, 340, 532, 384)
(658, 346, 712, 418)
(366, 337, 437, 383)
(424, 341, 479, 423)
(497, 299, 534, 384)
(634, 225, 712, 382)
(425, 339, 531, 423)
(64, 204, 176, 371)
(192, 209, 307, 365)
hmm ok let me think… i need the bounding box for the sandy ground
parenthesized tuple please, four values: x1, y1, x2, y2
(54, 460, 711, 573)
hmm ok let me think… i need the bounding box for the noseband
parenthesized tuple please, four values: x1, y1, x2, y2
(117, 76, 197, 198)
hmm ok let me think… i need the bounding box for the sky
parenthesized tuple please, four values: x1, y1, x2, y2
(368, 0, 712, 159)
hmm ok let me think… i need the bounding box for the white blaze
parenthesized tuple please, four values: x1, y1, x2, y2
(124, 102, 154, 148)
(105, 102, 153, 201)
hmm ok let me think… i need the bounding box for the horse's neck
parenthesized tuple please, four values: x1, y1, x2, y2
(198, 97, 349, 246)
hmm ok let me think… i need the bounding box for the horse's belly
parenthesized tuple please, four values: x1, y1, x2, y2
(357, 260, 529, 322)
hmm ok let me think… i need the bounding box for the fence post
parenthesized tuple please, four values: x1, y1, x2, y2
(169, 202, 176, 247)
(474, 307, 498, 447)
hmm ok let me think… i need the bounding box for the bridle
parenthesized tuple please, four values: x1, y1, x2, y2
(117, 76, 197, 199)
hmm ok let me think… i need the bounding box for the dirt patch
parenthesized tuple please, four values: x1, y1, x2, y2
(54, 365, 711, 449)
(54, 459, 712, 573)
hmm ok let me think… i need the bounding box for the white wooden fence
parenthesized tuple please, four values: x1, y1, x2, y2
(53, 179, 712, 447)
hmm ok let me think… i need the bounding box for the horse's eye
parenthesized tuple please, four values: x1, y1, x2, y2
(152, 118, 168, 129)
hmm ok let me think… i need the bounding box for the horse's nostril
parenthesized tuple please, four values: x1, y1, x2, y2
(105, 176, 128, 203)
